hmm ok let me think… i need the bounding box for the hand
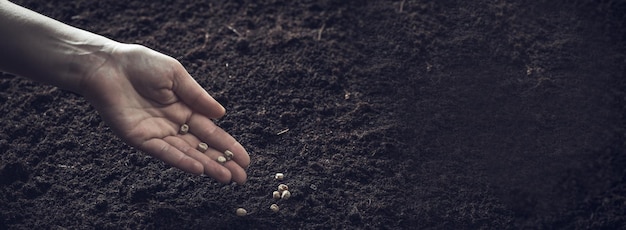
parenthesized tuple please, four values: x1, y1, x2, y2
(80, 43, 249, 184)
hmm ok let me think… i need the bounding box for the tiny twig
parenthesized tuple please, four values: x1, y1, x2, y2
(201, 32, 209, 49)
(399, 0, 406, 13)
(225, 24, 242, 37)
(317, 23, 326, 41)
(276, 128, 290, 136)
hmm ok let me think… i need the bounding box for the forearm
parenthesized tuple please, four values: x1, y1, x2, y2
(0, 1, 118, 94)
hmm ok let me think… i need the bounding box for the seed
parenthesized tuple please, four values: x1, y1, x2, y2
(281, 190, 291, 200)
(270, 204, 279, 212)
(197, 143, 208, 152)
(217, 156, 227, 163)
(278, 184, 288, 192)
(179, 124, 189, 134)
(272, 191, 281, 199)
(275, 173, 284, 180)
(236, 208, 247, 216)
(224, 150, 234, 160)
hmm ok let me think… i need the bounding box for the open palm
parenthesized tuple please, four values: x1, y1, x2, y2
(81, 44, 249, 184)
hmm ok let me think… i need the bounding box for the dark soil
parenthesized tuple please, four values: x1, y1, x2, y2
(1, 0, 625, 229)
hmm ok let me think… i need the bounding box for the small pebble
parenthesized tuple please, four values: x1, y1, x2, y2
(236, 208, 247, 216)
(179, 124, 189, 134)
(197, 143, 208, 152)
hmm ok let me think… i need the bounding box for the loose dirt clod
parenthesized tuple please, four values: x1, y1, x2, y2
(236, 208, 247, 216)
(197, 143, 208, 152)
(217, 156, 227, 163)
(179, 124, 189, 134)
(270, 204, 280, 212)
(275, 173, 284, 180)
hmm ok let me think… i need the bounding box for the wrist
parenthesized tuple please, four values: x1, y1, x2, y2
(66, 38, 121, 96)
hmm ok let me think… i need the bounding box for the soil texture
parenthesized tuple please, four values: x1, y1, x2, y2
(1, 0, 625, 229)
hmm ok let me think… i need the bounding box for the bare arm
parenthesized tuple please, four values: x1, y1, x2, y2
(0, 1, 250, 184)
(0, 0, 113, 93)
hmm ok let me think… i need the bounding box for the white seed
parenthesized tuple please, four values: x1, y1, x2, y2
(281, 190, 291, 200)
(224, 150, 234, 160)
(179, 124, 189, 134)
(274, 173, 284, 180)
(270, 204, 280, 212)
(236, 208, 247, 216)
(197, 143, 208, 152)
(272, 191, 281, 199)
(278, 184, 288, 192)
(217, 156, 227, 164)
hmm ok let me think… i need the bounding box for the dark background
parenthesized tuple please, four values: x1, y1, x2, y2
(1, 0, 625, 229)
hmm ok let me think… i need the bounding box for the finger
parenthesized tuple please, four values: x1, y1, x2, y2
(162, 136, 232, 183)
(178, 134, 208, 152)
(139, 138, 204, 175)
(172, 65, 226, 119)
(206, 147, 248, 184)
(187, 114, 251, 169)
(179, 130, 248, 184)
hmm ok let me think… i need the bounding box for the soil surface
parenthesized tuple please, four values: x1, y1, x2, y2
(1, 0, 625, 229)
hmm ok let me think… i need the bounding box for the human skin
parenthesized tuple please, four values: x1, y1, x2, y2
(0, 0, 250, 184)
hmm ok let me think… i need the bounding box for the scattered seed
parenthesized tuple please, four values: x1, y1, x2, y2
(197, 143, 208, 152)
(275, 173, 284, 180)
(236, 208, 247, 216)
(224, 150, 234, 160)
(270, 204, 280, 212)
(281, 190, 291, 200)
(272, 191, 281, 199)
(278, 184, 288, 192)
(179, 124, 189, 134)
(217, 156, 227, 164)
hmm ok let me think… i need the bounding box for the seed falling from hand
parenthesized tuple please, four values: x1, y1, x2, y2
(217, 156, 227, 164)
(197, 143, 208, 152)
(179, 124, 189, 134)
(270, 204, 279, 212)
(278, 184, 288, 192)
(224, 150, 234, 160)
(236, 208, 247, 216)
(281, 190, 291, 200)
(275, 173, 284, 180)
(272, 191, 281, 199)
